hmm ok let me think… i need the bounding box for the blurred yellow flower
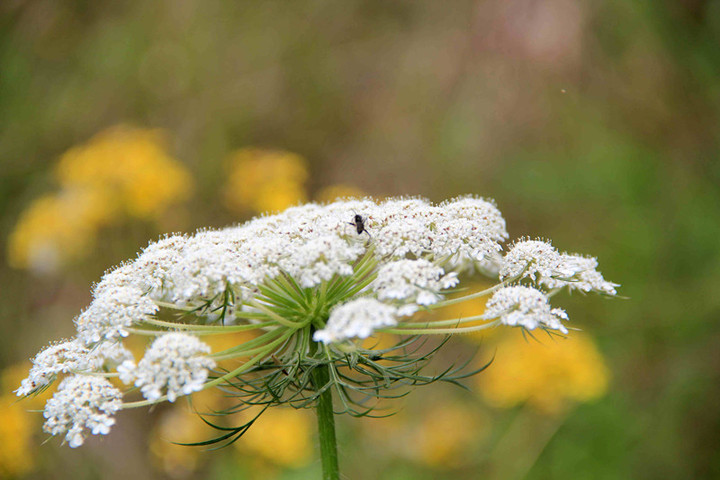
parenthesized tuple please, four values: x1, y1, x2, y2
(151, 405, 207, 477)
(433, 281, 496, 342)
(360, 332, 398, 351)
(205, 330, 259, 355)
(8, 190, 114, 271)
(478, 332, 610, 414)
(8, 125, 193, 273)
(315, 184, 366, 203)
(413, 403, 485, 467)
(55, 125, 193, 219)
(234, 406, 313, 469)
(358, 399, 487, 468)
(2, 363, 49, 410)
(0, 395, 35, 478)
(150, 388, 224, 478)
(0, 363, 45, 478)
(223, 148, 308, 214)
(149, 333, 266, 478)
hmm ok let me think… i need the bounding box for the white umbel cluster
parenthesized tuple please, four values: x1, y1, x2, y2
(42, 375, 123, 448)
(313, 298, 399, 344)
(482, 286, 570, 334)
(500, 239, 618, 295)
(374, 259, 459, 315)
(16, 339, 132, 397)
(118, 333, 216, 402)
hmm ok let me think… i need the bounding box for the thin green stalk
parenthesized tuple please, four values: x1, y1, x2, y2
(381, 319, 499, 335)
(310, 333, 340, 480)
(429, 271, 526, 309)
(250, 301, 307, 328)
(140, 317, 274, 332)
(398, 312, 490, 328)
(211, 328, 289, 360)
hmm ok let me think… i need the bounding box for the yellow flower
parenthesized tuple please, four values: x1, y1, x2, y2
(0, 395, 35, 478)
(55, 125, 193, 219)
(432, 282, 497, 342)
(0, 363, 45, 478)
(151, 405, 207, 477)
(9, 125, 193, 272)
(413, 403, 485, 467)
(358, 400, 487, 468)
(234, 406, 313, 469)
(223, 148, 308, 214)
(150, 388, 225, 477)
(2, 363, 50, 410)
(8, 190, 115, 271)
(205, 331, 259, 355)
(315, 184, 366, 203)
(478, 332, 610, 414)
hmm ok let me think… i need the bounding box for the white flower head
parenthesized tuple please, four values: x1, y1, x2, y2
(435, 196, 508, 263)
(369, 198, 438, 259)
(374, 259, 458, 308)
(482, 286, 569, 334)
(366, 196, 508, 266)
(132, 234, 188, 298)
(500, 239, 561, 282)
(16, 339, 89, 396)
(276, 233, 365, 288)
(548, 254, 619, 295)
(15, 194, 624, 451)
(313, 298, 398, 344)
(501, 240, 618, 295)
(75, 267, 159, 344)
(42, 375, 123, 448)
(17, 339, 134, 397)
(118, 333, 216, 402)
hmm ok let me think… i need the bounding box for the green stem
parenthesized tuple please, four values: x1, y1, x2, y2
(310, 338, 340, 479)
(380, 319, 499, 335)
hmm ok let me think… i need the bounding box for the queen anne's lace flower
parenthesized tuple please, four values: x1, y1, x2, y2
(57, 196, 512, 345)
(42, 375, 122, 448)
(118, 333, 216, 402)
(500, 239, 618, 295)
(17, 196, 618, 449)
(313, 299, 398, 344)
(482, 286, 569, 334)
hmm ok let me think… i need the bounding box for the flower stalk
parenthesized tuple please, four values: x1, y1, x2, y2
(310, 339, 340, 480)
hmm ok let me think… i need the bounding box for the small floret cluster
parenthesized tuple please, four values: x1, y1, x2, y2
(16, 196, 617, 447)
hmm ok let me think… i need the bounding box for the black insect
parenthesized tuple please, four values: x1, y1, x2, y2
(348, 213, 372, 239)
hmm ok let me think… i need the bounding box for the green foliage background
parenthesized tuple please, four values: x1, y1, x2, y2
(1, 1, 720, 479)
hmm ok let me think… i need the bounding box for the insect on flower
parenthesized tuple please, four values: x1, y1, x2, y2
(348, 213, 372, 239)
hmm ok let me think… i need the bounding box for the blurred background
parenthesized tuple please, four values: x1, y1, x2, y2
(1, 0, 719, 478)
